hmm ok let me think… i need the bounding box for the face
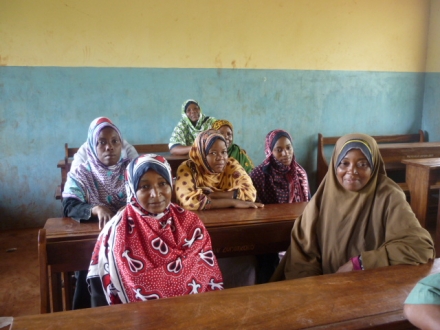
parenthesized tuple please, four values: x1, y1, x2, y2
(96, 127, 122, 166)
(218, 126, 233, 148)
(336, 149, 372, 192)
(136, 169, 172, 214)
(206, 139, 228, 173)
(185, 103, 201, 123)
(272, 137, 294, 166)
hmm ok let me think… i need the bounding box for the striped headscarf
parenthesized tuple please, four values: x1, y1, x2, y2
(62, 117, 130, 213)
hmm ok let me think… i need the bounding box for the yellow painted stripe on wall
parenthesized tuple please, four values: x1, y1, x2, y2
(0, 0, 431, 72)
(427, 0, 440, 72)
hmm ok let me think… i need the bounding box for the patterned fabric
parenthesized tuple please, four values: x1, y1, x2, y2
(212, 119, 254, 174)
(62, 117, 130, 213)
(175, 129, 257, 210)
(271, 133, 434, 281)
(250, 129, 310, 204)
(87, 154, 223, 304)
(169, 99, 217, 149)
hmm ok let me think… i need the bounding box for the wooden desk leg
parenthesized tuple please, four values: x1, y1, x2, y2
(437, 189, 440, 256)
(49, 270, 63, 312)
(406, 164, 431, 228)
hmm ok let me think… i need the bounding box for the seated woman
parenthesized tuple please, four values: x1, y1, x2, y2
(212, 119, 254, 174)
(70, 116, 138, 172)
(250, 129, 310, 204)
(62, 117, 132, 309)
(271, 133, 434, 281)
(62, 117, 131, 228)
(404, 273, 440, 329)
(175, 129, 263, 288)
(250, 129, 310, 283)
(169, 99, 216, 155)
(175, 129, 262, 210)
(87, 154, 223, 306)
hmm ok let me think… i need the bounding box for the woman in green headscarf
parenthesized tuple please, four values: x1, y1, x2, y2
(169, 99, 216, 155)
(212, 119, 254, 174)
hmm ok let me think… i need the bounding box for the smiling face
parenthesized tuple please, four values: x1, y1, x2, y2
(272, 137, 294, 166)
(206, 139, 228, 173)
(218, 125, 233, 149)
(185, 103, 201, 123)
(136, 169, 172, 214)
(336, 149, 372, 192)
(96, 127, 122, 166)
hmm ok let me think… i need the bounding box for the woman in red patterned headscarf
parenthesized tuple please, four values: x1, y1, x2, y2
(87, 154, 223, 306)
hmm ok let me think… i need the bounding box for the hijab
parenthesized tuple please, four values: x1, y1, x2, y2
(250, 129, 310, 204)
(272, 133, 434, 280)
(212, 119, 254, 173)
(87, 154, 224, 304)
(62, 117, 130, 213)
(169, 99, 216, 148)
(175, 129, 257, 210)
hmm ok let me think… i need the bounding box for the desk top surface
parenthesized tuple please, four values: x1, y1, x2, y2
(12, 259, 439, 330)
(44, 203, 307, 241)
(379, 141, 440, 150)
(402, 157, 440, 168)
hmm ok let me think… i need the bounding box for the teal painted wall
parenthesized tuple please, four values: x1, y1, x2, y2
(0, 67, 425, 229)
(422, 73, 440, 143)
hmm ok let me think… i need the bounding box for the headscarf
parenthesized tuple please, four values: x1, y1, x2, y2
(169, 99, 217, 149)
(175, 129, 257, 210)
(62, 117, 130, 213)
(250, 129, 310, 204)
(272, 133, 434, 280)
(87, 154, 224, 304)
(212, 119, 254, 173)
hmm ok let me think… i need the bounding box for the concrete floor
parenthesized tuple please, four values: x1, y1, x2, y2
(0, 228, 40, 317)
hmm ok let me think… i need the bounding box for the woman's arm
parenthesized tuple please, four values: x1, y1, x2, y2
(62, 197, 93, 221)
(63, 198, 114, 228)
(404, 304, 440, 329)
(170, 145, 191, 155)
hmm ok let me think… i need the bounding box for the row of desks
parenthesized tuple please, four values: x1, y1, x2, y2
(14, 258, 440, 329)
(44, 203, 307, 258)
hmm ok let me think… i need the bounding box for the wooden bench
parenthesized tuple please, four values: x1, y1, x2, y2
(55, 143, 176, 200)
(317, 130, 426, 189)
(19, 259, 440, 329)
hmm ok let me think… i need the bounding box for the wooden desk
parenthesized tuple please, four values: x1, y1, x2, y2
(17, 258, 440, 329)
(45, 203, 307, 258)
(43, 203, 306, 312)
(402, 158, 440, 252)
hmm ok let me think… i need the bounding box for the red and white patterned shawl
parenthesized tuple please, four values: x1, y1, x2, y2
(87, 154, 223, 304)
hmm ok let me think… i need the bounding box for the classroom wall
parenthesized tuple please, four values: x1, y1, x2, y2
(423, 0, 440, 142)
(0, 0, 434, 230)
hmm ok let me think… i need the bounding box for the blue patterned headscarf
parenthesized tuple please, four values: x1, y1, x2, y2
(62, 117, 131, 213)
(125, 154, 173, 208)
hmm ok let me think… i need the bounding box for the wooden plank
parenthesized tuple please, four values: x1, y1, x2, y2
(16, 259, 439, 330)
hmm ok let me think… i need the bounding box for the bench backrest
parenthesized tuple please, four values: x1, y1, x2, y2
(39, 228, 97, 313)
(316, 130, 426, 188)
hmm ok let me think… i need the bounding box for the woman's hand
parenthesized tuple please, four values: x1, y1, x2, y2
(232, 200, 264, 209)
(92, 205, 115, 229)
(336, 260, 354, 273)
(200, 187, 214, 195)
